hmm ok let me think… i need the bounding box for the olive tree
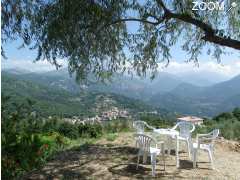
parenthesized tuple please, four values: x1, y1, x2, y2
(2, 0, 240, 80)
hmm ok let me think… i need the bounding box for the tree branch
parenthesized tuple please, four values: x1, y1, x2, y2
(167, 12, 240, 50)
(156, 0, 240, 50)
(102, 0, 240, 50)
(202, 35, 240, 50)
(106, 18, 160, 26)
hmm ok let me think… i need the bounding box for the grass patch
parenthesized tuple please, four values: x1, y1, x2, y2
(67, 137, 98, 150)
(105, 133, 118, 141)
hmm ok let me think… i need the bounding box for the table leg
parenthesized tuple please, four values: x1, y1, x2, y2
(167, 136, 170, 155)
(176, 135, 179, 168)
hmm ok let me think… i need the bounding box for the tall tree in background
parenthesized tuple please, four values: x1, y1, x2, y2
(2, 0, 240, 80)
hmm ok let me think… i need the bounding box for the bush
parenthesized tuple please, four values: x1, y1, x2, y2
(103, 119, 131, 133)
(213, 112, 234, 122)
(194, 116, 240, 140)
(58, 121, 79, 139)
(1, 96, 68, 179)
(42, 117, 62, 133)
(139, 114, 175, 129)
(78, 123, 103, 138)
(106, 133, 118, 141)
(2, 131, 68, 179)
(233, 108, 240, 120)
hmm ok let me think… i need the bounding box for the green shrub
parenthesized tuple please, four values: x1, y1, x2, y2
(140, 114, 175, 129)
(213, 112, 234, 122)
(42, 117, 61, 133)
(1, 131, 68, 179)
(106, 133, 118, 141)
(103, 119, 131, 133)
(233, 108, 240, 121)
(1, 96, 68, 179)
(194, 116, 240, 140)
(58, 121, 79, 139)
(78, 123, 103, 138)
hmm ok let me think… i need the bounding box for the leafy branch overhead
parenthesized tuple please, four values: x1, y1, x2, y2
(2, 0, 240, 80)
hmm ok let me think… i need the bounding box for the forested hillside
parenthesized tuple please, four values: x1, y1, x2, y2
(2, 72, 162, 117)
(3, 69, 240, 117)
(150, 75, 240, 116)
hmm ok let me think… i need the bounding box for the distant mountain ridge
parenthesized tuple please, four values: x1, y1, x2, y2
(2, 68, 240, 117)
(2, 71, 166, 117)
(3, 68, 183, 100)
(150, 75, 240, 116)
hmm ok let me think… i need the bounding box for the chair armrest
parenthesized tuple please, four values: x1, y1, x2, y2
(190, 125, 196, 133)
(171, 123, 178, 130)
(157, 141, 164, 145)
(196, 136, 215, 146)
(197, 132, 212, 139)
(154, 140, 164, 149)
(157, 141, 165, 152)
(146, 124, 156, 130)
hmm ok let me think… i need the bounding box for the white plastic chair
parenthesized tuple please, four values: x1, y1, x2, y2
(133, 121, 156, 148)
(135, 133, 165, 177)
(193, 129, 220, 169)
(132, 121, 155, 134)
(171, 121, 195, 159)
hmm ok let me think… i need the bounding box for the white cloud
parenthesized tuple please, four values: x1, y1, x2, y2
(2, 59, 67, 72)
(2, 58, 240, 79)
(158, 60, 240, 78)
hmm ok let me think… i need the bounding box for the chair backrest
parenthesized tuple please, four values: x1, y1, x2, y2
(198, 129, 220, 148)
(174, 121, 195, 138)
(133, 121, 147, 134)
(134, 134, 156, 153)
(212, 129, 220, 139)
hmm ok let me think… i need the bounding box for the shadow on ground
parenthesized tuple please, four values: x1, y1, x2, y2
(24, 142, 199, 179)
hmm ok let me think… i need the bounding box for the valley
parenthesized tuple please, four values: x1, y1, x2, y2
(2, 68, 240, 117)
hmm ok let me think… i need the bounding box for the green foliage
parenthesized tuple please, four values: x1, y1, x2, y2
(78, 123, 103, 138)
(2, 0, 239, 81)
(41, 120, 103, 139)
(106, 133, 118, 141)
(194, 110, 240, 140)
(103, 119, 131, 133)
(58, 122, 79, 139)
(2, 72, 158, 117)
(1, 95, 133, 178)
(42, 117, 62, 132)
(140, 114, 175, 129)
(138, 111, 240, 141)
(232, 107, 240, 120)
(213, 112, 235, 122)
(1, 96, 68, 179)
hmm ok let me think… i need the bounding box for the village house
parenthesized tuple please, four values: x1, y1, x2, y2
(177, 116, 204, 126)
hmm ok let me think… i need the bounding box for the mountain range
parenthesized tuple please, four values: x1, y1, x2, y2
(150, 75, 240, 116)
(2, 68, 240, 117)
(2, 71, 166, 118)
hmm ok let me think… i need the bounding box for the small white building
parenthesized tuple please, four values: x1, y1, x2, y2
(177, 116, 204, 126)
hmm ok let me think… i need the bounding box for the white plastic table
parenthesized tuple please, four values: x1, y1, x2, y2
(153, 128, 180, 168)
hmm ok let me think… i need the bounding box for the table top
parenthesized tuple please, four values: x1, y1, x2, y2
(154, 128, 179, 136)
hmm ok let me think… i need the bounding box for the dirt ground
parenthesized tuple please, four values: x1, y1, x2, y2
(24, 132, 240, 179)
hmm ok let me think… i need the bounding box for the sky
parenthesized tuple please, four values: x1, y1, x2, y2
(1, 0, 240, 84)
(2, 21, 240, 80)
(2, 37, 240, 80)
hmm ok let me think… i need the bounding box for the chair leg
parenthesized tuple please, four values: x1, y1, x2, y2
(161, 143, 165, 171)
(187, 140, 192, 160)
(143, 152, 147, 164)
(136, 152, 140, 170)
(176, 136, 180, 168)
(193, 149, 197, 168)
(208, 150, 214, 170)
(151, 153, 156, 177)
(167, 136, 171, 155)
